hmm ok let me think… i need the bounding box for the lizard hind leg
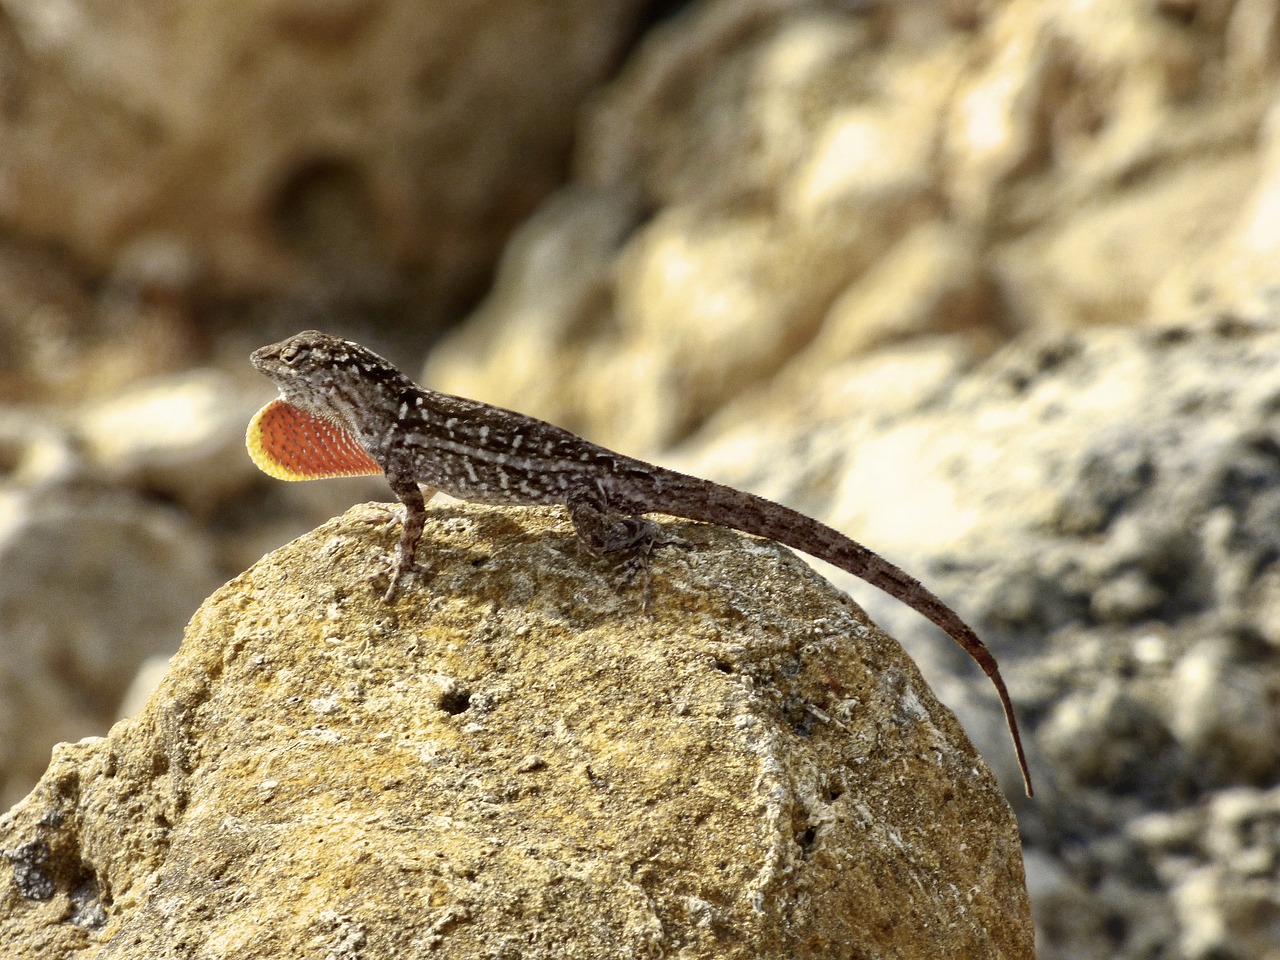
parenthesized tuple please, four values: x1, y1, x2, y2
(566, 489, 683, 609)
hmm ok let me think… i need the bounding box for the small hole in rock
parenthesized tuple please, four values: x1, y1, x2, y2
(796, 826, 817, 851)
(439, 689, 471, 715)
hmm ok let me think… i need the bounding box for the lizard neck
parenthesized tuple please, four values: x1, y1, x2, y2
(291, 368, 418, 457)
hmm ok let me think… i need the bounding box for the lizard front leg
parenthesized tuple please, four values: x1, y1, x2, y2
(384, 473, 437, 602)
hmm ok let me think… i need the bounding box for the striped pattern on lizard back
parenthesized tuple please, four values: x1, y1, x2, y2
(381, 389, 640, 507)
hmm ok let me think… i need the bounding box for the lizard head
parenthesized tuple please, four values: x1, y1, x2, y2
(251, 329, 409, 429)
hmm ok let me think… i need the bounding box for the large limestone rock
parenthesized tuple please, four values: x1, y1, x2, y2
(0, 503, 1032, 958)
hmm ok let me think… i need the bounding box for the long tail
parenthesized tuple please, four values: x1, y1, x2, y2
(652, 471, 1032, 797)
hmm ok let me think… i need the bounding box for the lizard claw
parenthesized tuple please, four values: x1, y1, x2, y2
(381, 557, 429, 603)
(618, 555, 654, 614)
(616, 541, 668, 614)
(381, 565, 407, 603)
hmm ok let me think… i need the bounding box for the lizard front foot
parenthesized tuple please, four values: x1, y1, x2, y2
(381, 556, 431, 603)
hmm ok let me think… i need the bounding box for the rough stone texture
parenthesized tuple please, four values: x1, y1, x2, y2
(4, 2, 1280, 958)
(0, 234, 203, 404)
(0, 0, 648, 313)
(426, 0, 1278, 451)
(0, 503, 1032, 959)
(1154, 92, 1280, 324)
(0, 382, 393, 807)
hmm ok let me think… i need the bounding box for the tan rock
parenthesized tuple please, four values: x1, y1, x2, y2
(0, 503, 1032, 958)
(0, 238, 198, 403)
(1151, 93, 1280, 324)
(996, 154, 1259, 329)
(0, 243, 96, 402)
(421, 187, 642, 440)
(793, 221, 1003, 365)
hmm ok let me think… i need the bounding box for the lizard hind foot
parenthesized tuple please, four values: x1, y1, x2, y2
(606, 516, 670, 584)
(616, 549, 656, 614)
(614, 523, 691, 613)
(616, 547, 652, 587)
(566, 493, 688, 612)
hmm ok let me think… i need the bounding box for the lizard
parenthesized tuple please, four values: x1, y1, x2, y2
(247, 329, 1032, 796)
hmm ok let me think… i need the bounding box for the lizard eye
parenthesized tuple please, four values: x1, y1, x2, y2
(281, 345, 307, 366)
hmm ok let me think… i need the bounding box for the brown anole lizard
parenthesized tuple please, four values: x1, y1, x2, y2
(247, 330, 1032, 796)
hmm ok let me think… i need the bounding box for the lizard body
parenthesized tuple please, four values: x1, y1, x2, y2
(249, 330, 1032, 796)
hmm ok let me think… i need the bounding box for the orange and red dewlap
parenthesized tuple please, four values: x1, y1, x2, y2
(246, 399, 383, 481)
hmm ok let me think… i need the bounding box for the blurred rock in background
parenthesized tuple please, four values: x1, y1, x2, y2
(0, 0, 650, 332)
(2, 0, 1280, 957)
(427, 0, 1275, 450)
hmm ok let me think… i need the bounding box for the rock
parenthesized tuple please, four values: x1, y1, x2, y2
(995, 154, 1259, 329)
(0, 243, 96, 402)
(0, 0, 649, 312)
(1167, 639, 1276, 782)
(791, 221, 1004, 366)
(673, 321, 1280, 959)
(428, 3, 954, 450)
(421, 187, 643, 440)
(1153, 92, 1280, 324)
(0, 407, 81, 489)
(0, 503, 1033, 958)
(1139, 786, 1280, 960)
(0, 239, 199, 404)
(0, 381, 380, 812)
